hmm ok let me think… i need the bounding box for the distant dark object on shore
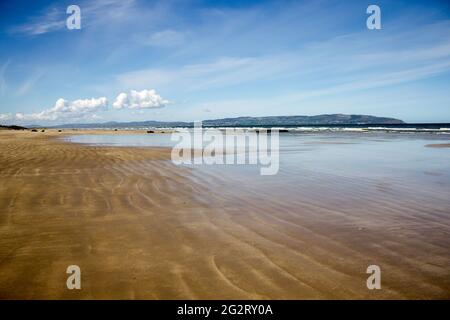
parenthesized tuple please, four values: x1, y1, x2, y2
(0, 124, 27, 130)
(41, 129, 45, 132)
(255, 129, 288, 133)
(58, 129, 62, 132)
(147, 130, 154, 133)
(31, 129, 38, 132)
(255, 129, 272, 133)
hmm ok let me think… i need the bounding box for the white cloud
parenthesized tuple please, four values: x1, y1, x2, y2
(1, 89, 171, 125)
(113, 93, 128, 109)
(1, 97, 108, 123)
(0, 113, 12, 121)
(113, 89, 169, 109)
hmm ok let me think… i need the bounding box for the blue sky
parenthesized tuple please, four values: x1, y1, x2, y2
(0, 0, 449, 125)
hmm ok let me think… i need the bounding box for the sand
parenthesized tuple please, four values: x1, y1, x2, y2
(426, 143, 450, 148)
(0, 130, 449, 299)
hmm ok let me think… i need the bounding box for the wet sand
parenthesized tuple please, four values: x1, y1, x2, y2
(0, 130, 449, 299)
(426, 143, 450, 148)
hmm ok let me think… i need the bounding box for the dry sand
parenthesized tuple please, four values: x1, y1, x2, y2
(0, 130, 449, 299)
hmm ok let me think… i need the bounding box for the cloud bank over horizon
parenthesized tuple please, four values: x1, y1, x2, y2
(0, 89, 168, 124)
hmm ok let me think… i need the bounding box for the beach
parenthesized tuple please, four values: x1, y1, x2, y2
(0, 129, 449, 299)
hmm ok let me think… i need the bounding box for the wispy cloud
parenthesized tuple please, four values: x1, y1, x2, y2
(114, 20, 450, 96)
(10, 7, 65, 35)
(137, 29, 187, 47)
(15, 70, 45, 96)
(9, 0, 138, 36)
(0, 59, 11, 96)
(189, 59, 450, 120)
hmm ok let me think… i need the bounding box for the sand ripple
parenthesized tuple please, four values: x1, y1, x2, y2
(0, 130, 449, 299)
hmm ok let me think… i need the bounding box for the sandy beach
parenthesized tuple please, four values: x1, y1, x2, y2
(0, 130, 449, 299)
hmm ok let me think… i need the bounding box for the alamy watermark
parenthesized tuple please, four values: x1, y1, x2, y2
(66, 265, 81, 290)
(367, 5, 381, 30)
(170, 122, 280, 175)
(60, 4, 379, 32)
(66, 5, 81, 30)
(366, 265, 381, 290)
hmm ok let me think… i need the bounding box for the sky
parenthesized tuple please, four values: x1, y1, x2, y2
(0, 0, 449, 125)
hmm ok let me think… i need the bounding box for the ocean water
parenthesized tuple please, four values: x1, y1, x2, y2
(65, 131, 450, 182)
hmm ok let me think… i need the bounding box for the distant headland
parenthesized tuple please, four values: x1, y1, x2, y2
(40, 114, 404, 129)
